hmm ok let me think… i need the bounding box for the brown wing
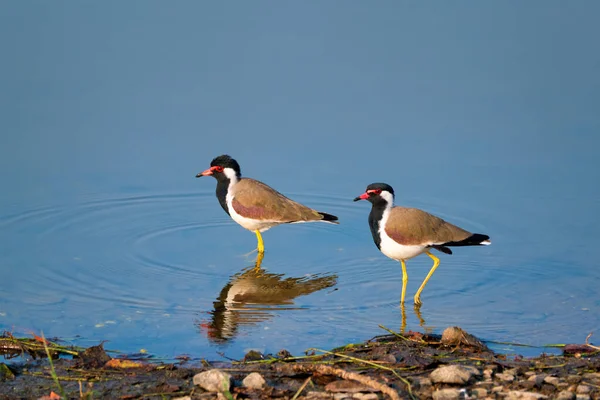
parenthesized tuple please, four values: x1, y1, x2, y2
(384, 207, 472, 246)
(231, 178, 324, 222)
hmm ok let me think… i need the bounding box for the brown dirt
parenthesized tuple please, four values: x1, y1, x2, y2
(1, 327, 599, 399)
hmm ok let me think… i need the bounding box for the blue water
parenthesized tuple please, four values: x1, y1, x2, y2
(1, 2, 599, 360)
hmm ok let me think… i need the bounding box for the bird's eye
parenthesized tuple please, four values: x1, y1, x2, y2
(213, 166, 224, 173)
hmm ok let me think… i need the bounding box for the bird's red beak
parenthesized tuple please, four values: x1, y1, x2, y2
(353, 192, 369, 202)
(196, 168, 214, 178)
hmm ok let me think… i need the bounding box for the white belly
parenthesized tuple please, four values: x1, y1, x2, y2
(226, 192, 279, 232)
(379, 231, 426, 260)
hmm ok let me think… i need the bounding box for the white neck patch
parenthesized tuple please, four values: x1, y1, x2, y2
(223, 167, 240, 185)
(379, 190, 394, 208)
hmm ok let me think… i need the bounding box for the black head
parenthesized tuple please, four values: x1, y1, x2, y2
(353, 182, 395, 205)
(196, 154, 241, 179)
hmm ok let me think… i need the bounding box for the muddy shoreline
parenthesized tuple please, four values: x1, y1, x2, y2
(1, 327, 599, 400)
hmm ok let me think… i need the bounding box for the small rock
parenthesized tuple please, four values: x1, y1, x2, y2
(432, 388, 462, 400)
(556, 390, 575, 400)
(430, 365, 476, 384)
(582, 372, 600, 380)
(409, 376, 432, 389)
(576, 385, 591, 394)
(544, 376, 561, 386)
(193, 369, 232, 392)
(380, 353, 397, 364)
(506, 391, 548, 400)
(527, 374, 547, 387)
(441, 326, 488, 351)
(524, 371, 536, 377)
(483, 368, 494, 380)
(243, 372, 266, 389)
(505, 368, 519, 376)
(325, 381, 376, 393)
(496, 373, 515, 382)
(567, 375, 582, 384)
(242, 350, 264, 362)
(277, 349, 292, 359)
(576, 395, 591, 400)
(492, 386, 504, 393)
(172, 397, 192, 400)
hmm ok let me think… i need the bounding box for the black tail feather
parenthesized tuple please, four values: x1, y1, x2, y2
(319, 212, 339, 224)
(431, 245, 452, 255)
(443, 233, 490, 247)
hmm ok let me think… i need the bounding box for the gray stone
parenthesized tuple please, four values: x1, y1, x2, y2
(430, 365, 476, 384)
(504, 368, 519, 376)
(556, 390, 575, 400)
(409, 376, 432, 389)
(527, 374, 547, 387)
(505, 391, 548, 400)
(242, 372, 266, 389)
(496, 373, 515, 382)
(544, 376, 561, 386)
(576, 384, 591, 394)
(432, 388, 462, 400)
(582, 372, 600, 381)
(491, 386, 504, 393)
(193, 369, 232, 392)
(575, 395, 591, 400)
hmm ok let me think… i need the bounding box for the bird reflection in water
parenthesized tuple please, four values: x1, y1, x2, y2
(400, 303, 429, 334)
(198, 252, 338, 343)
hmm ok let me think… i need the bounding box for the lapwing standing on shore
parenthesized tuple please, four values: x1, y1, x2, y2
(354, 183, 490, 305)
(196, 155, 338, 253)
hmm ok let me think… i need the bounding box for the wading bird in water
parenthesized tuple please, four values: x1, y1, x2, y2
(196, 155, 338, 253)
(354, 183, 490, 305)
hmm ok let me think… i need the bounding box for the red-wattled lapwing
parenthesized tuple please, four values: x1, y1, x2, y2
(196, 155, 339, 253)
(354, 183, 491, 305)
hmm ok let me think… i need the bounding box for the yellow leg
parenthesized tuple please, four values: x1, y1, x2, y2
(414, 251, 440, 305)
(400, 260, 408, 304)
(255, 230, 265, 253)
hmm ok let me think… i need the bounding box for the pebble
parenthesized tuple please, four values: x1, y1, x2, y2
(544, 376, 561, 386)
(556, 390, 575, 400)
(576, 395, 591, 400)
(527, 374, 546, 387)
(483, 369, 494, 380)
(242, 372, 266, 389)
(432, 388, 462, 400)
(496, 373, 515, 382)
(430, 365, 477, 384)
(505, 390, 548, 399)
(193, 369, 232, 392)
(172, 397, 191, 400)
(409, 376, 432, 389)
(576, 384, 591, 394)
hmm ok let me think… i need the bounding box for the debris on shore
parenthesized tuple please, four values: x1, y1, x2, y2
(1, 327, 599, 399)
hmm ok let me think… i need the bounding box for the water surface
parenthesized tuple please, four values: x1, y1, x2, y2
(1, 2, 599, 360)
